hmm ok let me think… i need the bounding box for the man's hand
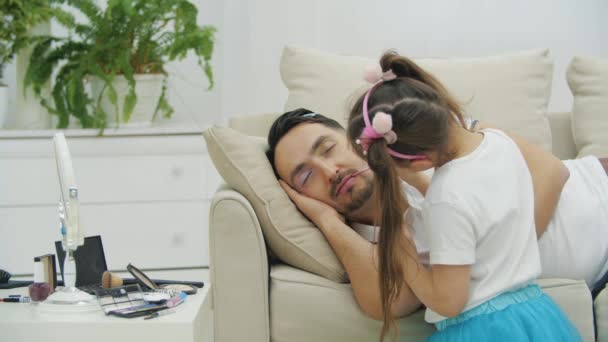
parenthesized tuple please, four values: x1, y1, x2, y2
(279, 180, 344, 229)
(280, 179, 421, 319)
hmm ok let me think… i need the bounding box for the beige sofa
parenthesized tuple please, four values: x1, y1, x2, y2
(209, 111, 601, 342)
(207, 47, 608, 341)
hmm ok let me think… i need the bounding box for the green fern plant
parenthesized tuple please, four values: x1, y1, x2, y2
(0, 0, 68, 85)
(24, 0, 216, 129)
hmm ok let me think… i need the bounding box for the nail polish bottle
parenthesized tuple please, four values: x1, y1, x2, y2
(28, 257, 51, 302)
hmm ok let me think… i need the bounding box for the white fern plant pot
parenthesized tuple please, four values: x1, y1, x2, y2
(0, 85, 8, 128)
(91, 74, 164, 128)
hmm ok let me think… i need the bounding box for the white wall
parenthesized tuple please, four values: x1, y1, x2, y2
(165, 0, 224, 127)
(221, 0, 608, 119)
(3, 0, 606, 125)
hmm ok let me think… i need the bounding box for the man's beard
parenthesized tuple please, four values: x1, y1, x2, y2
(343, 177, 374, 213)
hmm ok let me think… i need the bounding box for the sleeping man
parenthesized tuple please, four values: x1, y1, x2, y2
(266, 108, 608, 319)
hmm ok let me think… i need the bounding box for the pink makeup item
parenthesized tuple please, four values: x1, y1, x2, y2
(166, 292, 187, 308)
(336, 167, 370, 196)
(29, 257, 51, 302)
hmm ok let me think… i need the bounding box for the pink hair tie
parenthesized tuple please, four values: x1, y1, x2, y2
(356, 75, 426, 161)
(363, 64, 397, 84)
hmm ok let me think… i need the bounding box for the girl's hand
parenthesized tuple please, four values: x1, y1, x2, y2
(279, 180, 345, 229)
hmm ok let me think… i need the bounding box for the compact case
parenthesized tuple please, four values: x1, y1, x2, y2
(126, 263, 198, 295)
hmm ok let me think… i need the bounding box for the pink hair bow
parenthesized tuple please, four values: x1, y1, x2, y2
(363, 64, 397, 84)
(356, 112, 398, 154)
(356, 66, 426, 161)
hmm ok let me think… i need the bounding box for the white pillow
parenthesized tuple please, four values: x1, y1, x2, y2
(204, 126, 349, 282)
(567, 56, 608, 158)
(281, 46, 554, 151)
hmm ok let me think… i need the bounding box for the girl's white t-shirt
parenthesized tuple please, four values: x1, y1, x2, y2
(420, 129, 540, 323)
(399, 156, 608, 289)
(351, 141, 608, 317)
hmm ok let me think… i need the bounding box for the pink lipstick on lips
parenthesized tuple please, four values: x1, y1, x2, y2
(336, 167, 370, 196)
(351, 167, 370, 177)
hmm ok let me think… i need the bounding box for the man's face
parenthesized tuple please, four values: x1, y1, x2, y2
(274, 123, 374, 215)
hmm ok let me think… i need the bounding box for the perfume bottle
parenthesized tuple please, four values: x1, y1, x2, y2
(29, 257, 51, 302)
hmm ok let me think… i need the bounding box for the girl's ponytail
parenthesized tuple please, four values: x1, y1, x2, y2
(347, 50, 466, 342)
(380, 51, 464, 126)
(366, 139, 409, 342)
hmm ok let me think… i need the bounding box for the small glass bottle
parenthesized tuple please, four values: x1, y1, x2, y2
(29, 257, 51, 302)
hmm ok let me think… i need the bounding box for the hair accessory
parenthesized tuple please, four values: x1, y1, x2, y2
(363, 64, 397, 84)
(371, 112, 393, 134)
(357, 83, 426, 160)
(368, 111, 398, 144)
(302, 113, 318, 118)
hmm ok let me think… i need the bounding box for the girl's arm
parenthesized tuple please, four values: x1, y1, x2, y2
(399, 225, 471, 318)
(399, 199, 478, 317)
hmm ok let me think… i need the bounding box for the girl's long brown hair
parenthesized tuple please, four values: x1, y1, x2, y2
(347, 51, 465, 341)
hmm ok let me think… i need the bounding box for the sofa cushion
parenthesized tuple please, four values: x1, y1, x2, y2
(567, 56, 608, 158)
(281, 46, 554, 151)
(270, 264, 594, 342)
(270, 264, 434, 342)
(203, 126, 348, 282)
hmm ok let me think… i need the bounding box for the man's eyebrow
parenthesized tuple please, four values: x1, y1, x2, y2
(289, 135, 330, 186)
(311, 134, 330, 153)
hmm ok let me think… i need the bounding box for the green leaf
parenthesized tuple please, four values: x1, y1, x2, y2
(18, 0, 216, 129)
(152, 80, 173, 120)
(65, 0, 102, 26)
(203, 60, 213, 90)
(123, 89, 137, 122)
(49, 7, 76, 29)
(107, 85, 118, 106)
(23, 36, 56, 94)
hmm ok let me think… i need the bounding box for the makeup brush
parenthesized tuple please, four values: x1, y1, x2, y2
(352, 167, 370, 177)
(101, 271, 123, 288)
(0, 269, 11, 284)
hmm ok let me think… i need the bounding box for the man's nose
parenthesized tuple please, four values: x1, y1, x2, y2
(319, 162, 339, 184)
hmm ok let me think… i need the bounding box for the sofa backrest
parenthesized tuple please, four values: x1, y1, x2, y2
(215, 47, 586, 283)
(280, 46, 555, 151)
(228, 111, 578, 160)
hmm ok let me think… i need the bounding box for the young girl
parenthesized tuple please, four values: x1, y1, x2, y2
(347, 52, 582, 341)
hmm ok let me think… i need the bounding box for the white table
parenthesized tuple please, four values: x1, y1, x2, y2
(0, 278, 213, 342)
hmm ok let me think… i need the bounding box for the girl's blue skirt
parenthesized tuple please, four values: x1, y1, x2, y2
(429, 284, 582, 342)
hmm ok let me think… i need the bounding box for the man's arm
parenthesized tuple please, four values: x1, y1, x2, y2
(280, 181, 421, 320)
(477, 123, 570, 237)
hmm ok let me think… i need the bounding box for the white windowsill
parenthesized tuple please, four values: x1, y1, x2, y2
(0, 124, 211, 139)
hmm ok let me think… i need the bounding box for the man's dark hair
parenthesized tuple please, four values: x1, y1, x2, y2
(266, 108, 343, 175)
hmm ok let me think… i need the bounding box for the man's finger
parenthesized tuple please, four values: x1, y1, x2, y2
(279, 180, 299, 200)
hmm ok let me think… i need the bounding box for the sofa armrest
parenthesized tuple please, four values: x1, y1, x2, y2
(547, 112, 578, 160)
(210, 185, 270, 342)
